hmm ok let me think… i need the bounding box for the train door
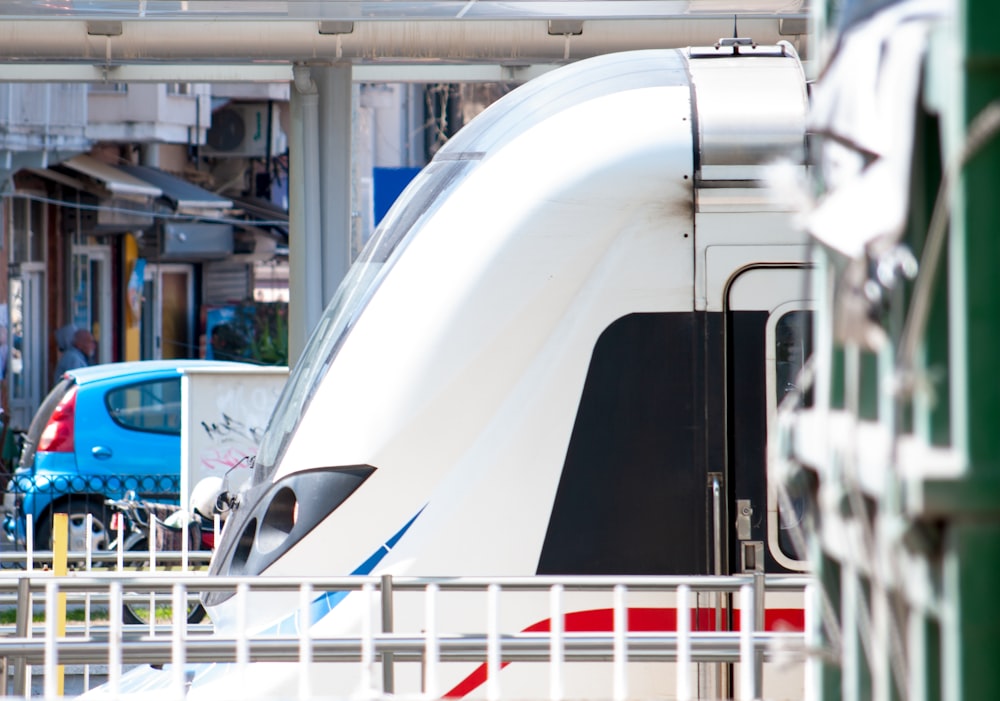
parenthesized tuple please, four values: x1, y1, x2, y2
(540, 264, 811, 579)
(726, 266, 812, 574)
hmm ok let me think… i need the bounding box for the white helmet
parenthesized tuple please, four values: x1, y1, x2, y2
(190, 476, 224, 520)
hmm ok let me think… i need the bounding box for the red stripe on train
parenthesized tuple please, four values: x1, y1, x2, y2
(443, 607, 805, 698)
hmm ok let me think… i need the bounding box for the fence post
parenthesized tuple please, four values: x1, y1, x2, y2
(381, 574, 394, 694)
(739, 585, 755, 701)
(13, 576, 29, 696)
(677, 584, 692, 701)
(51, 512, 68, 695)
(754, 572, 765, 699)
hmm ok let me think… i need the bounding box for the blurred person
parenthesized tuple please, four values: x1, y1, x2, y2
(209, 322, 246, 361)
(53, 324, 96, 386)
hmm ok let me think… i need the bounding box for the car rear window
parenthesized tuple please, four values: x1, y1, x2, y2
(105, 378, 182, 435)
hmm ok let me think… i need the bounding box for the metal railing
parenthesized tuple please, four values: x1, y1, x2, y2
(0, 513, 814, 699)
(0, 568, 812, 700)
(3, 473, 180, 503)
(1, 473, 182, 557)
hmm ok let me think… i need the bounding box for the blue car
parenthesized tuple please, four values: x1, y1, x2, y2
(2, 359, 255, 551)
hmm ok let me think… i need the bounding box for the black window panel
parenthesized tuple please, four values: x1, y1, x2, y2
(537, 312, 707, 575)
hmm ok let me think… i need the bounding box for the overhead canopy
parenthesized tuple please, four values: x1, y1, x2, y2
(118, 164, 234, 213)
(0, 1, 810, 82)
(24, 165, 87, 191)
(60, 154, 161, 199)
(30, 157, 240, 236)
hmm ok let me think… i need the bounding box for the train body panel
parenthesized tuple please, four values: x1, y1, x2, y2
(266, 92, 697, 587)
(92, 45, 813, 701)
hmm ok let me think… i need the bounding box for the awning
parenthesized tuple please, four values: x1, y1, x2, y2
(35, 154, 158, 232)
(118, 164, 233, 213)
(227, 195, 288, 261)
(25, 166, 87, 191)
(59, 154, 161, 199)
(229, 195, 288, 232)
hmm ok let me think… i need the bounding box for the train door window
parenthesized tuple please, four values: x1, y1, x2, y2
(774, 309, 813, 407)
(727, 268, 812, 574)
(767, 303, 813, 569)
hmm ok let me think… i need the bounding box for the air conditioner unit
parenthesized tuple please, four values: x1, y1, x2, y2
(203, 103, 287, 158)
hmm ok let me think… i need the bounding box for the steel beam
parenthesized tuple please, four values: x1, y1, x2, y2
(0, 16, 808, 66)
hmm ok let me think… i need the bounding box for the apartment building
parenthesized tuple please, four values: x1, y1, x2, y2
(0, 77, 467, 428)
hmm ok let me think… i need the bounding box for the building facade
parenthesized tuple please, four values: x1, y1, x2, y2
(0, 78, 503, 429)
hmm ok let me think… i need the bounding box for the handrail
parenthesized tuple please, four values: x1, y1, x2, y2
(0, 630, 806, 666)
(0, 572, 812, 594)
(0, 572, 811, 698)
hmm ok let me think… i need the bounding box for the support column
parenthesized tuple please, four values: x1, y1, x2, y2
(288, 64, 323, 366)
(287, 63, 353, 366)
(316, 63, 353, 308)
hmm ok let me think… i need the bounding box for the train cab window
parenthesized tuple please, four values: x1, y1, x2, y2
(775, 310, 813, 406)
(538, 312, 706, 576)
(771, 307, 813, 566)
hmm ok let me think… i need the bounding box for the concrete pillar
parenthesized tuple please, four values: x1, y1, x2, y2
(316, 63, 353, 307)
(287, 63, 353, 366)
(288, 64, 321, 366)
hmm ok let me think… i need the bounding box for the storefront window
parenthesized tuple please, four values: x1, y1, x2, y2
(9, 195, 45, 265)
(7, 194, 48, 428)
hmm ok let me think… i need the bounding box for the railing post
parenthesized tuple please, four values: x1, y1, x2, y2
(613, 584, 628, 701)
(360, 582, 376, 694)
(754, 572, 765, 698)
(13, 576, 30, 697)
(52, 512, 68, 696)
(549, 583, 564, 701)
(487, 583, 501, 701)
(298, 582, 314, 700)
(423, 582, 440, 698)
(677, 584, 692, 701)
(381, 574, 394, 694)
(739, 585, 755, 701)
(43, 581, 58, 699)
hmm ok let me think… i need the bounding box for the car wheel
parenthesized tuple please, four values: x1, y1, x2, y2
(118, 536, 209, 626)
(36, 498, 113, 553)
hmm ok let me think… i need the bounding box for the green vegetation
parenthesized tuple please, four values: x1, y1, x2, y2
(0, 604, 207, 625)
(0, 607, 110, 624)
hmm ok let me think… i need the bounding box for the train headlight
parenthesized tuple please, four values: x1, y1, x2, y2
(205, 465, 374, 605)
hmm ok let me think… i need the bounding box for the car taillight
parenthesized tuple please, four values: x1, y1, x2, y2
(37, 385, 77, 453)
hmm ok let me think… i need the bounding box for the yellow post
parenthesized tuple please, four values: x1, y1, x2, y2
(51, 512, 68, 696)
(123, 233, 141, 361)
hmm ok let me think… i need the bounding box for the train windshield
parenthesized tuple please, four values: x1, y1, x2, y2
(252, 158, 476, 485)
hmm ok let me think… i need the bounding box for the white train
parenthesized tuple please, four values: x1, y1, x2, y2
(108, 42, 812, 699)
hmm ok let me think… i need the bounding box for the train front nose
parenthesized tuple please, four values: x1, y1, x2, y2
(204, 467, 375, 611)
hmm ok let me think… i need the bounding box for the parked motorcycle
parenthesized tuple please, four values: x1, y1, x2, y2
(105, 490, 218, 625)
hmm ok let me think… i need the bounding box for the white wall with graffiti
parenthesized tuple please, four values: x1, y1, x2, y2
(179, 365, 289, 510)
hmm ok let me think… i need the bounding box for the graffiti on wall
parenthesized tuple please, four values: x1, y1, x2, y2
(200, 412, 268, 472)
(181, 367, 289, 509)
